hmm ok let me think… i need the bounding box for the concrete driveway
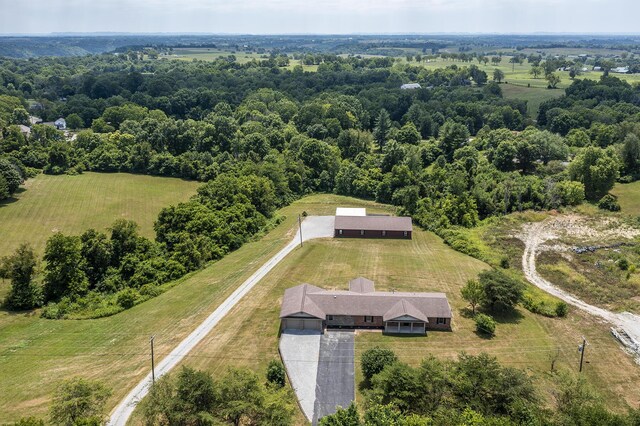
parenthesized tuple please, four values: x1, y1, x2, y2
(313, 331, 355, 425)
(279, 330, 322, 422)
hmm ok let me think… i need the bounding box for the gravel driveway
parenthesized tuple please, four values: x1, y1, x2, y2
(521, 219, 640, 358)
(108, 216, 335, 425)
(313, 331, 355, 425)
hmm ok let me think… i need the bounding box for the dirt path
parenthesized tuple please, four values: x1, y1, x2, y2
(521, 219, 640, 360)
(108, 216, 335, 426)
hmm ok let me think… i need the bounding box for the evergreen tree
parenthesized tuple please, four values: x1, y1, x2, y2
(373, 109, 391, 150)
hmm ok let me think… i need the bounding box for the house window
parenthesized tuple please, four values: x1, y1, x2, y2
(401, 322, 411, 327)
(403, 231, 408, 237)
(382, 230, 386, 237)
(327, 315, 334, 321)
(338, 229, 343, 235)
(436, 318, 446, 325)
(364, 316, 373, 323)
(360, 230, 365, 236)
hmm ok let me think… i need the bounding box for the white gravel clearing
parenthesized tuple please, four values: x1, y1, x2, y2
(108, 216, 335, 425)
(520, 218, 640, 361)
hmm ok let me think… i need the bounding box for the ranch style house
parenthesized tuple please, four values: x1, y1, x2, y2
(280, 277, 452, 334)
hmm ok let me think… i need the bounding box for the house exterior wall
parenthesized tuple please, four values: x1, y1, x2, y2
(334, 229, 411, 239)
(427, 317, 452, 331)
(326, 315, 384, 328)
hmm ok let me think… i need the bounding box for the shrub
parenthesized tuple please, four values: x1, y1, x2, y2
(266, 359, 286, 388)
(475, 313, 496, 336)
(499, 257, 510, 269)
(116, 288, 139, 309)
(361, 347, 398, 382)
(139, 284, 162, 298)
(597, 194, 620, 212)
(617, 258, 629, 271)
(522, 294, 557, 317)
(555, 301, 569, 317)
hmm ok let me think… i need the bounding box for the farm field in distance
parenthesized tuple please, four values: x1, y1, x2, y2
(165, 47, 320, 71)
(150, 197, 640, 422)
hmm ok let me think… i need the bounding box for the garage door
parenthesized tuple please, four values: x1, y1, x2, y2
(284, 318, 322, 331)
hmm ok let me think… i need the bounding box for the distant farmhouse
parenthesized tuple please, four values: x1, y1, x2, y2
(280, 277, 452, 334)
(400, 83, 421, 90)
(54, 118, 66, 130)
(334, 208, 412, 239)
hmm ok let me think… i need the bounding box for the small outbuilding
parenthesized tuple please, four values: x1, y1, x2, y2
(334, 208, 412, 239)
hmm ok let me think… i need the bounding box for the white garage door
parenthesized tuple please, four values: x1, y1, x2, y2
(284, 318, 322, 331)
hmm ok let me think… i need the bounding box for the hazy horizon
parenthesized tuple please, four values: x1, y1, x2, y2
(2, 0, 639, 35)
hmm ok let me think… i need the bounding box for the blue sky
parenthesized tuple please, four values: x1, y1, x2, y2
(1, 0, 639, 34)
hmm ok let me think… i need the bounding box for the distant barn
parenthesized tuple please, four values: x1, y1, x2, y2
(400, 83, 421, 90)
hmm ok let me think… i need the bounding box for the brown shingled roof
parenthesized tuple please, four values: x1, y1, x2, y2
(280, 279, 451, 321)
(334, 215, 412, 232)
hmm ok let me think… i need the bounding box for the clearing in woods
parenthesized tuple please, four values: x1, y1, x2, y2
(0, 172, 200, 259)
(500, 83, 564, 118)
(132, 202, 640, 422)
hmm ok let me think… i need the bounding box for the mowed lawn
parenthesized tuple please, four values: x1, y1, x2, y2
(0, 172, 200, 259)
(0, 194, 383, 423)
(612, 181, 640, 216)
(174, 201, 640, 418)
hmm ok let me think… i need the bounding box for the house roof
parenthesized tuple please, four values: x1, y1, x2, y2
(334, 215, 412, 232)
(336, 207, 367, 217)
(280, 279, 451, 321)
(401, 83, 422, 89)
(383, 299, 429, 322)
(349, 277, 375, 293)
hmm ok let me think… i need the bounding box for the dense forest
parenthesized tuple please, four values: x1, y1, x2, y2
(1, 51, 639, 319)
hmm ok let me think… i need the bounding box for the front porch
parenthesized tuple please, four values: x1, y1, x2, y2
(384, 320, 426, 334)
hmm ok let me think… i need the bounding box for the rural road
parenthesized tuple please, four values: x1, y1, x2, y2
(522, 220, 640, 358)
(108, 215, 335, 426)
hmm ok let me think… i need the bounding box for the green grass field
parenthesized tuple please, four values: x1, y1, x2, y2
(0, 172, 200, 260)
(164, 48, 319, 71)
(500, 83, 564, 118)
(612, 181, 640, 216)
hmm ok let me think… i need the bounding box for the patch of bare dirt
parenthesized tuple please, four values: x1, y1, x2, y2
(518, 215, 640, 362)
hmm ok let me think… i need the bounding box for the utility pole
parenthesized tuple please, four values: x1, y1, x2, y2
(150, 335, 156, 384)
(578, 337, 587, 373)
(298, 214, 303, 248)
